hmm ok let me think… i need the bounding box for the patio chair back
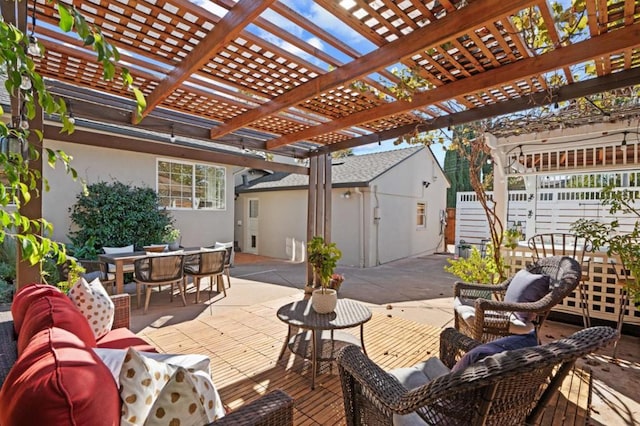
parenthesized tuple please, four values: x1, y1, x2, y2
(134, 254, 185, 283)
(184, 249, 227, 302)
(337, 326, 618, 426)
(528, 233, 593, 327)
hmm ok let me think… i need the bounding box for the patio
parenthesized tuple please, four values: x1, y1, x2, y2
(129, 252, 639, 426)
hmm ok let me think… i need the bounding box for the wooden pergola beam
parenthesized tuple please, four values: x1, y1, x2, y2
(321, 67, 640, 154)
(267, 23, 640, 149)
(137, 0, 276, 122)
(209, 0, 536, 139)
(44, 124, 308, 175)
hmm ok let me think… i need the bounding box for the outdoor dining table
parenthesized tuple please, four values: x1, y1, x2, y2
(99, 247, 208, 295)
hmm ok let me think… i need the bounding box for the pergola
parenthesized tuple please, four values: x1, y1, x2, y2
(3, 0, 640, 285)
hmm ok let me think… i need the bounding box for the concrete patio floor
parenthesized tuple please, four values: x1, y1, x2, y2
(129, 252, 640, 426)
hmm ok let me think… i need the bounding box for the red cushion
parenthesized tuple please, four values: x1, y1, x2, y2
(96, 327, 157, 353)
(0, 327, 120, 426)
(17, 293, 97, 354)
(11, 283, 65, 333)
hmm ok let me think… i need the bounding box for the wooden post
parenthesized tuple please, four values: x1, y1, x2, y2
(306, 153, 333, 286)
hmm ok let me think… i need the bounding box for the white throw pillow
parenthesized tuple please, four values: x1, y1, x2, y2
(93, 348, 211, 386)
(68, 277, 115, 339)
(119, 348, 224, 426)
(103, 244, 135, 254)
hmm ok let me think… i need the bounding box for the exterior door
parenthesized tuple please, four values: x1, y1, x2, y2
(245, 198, 259, 254)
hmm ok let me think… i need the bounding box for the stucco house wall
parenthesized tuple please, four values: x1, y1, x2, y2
(43, 139, 235, 248)
(235, 147, 448, 267)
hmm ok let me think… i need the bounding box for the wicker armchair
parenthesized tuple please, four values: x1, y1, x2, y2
(454, 256, 581, 343)
(337, 326, 618, 426)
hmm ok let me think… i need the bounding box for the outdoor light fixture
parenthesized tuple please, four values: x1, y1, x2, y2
(517, 145, 525, 162)
(422, 181, 430, 188)
(27, 0, 41, 57)
(1, 126, 29, 162)
(67, 100, 75, 125)
(169, 124, 176, 143)
(342, 190, 351, 199)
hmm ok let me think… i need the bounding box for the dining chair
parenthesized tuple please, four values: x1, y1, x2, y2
(183, 249, 227, 303)
(102, 244, 136, 276)
(78, 259, 117, 294)
(133, 253, 186, 314)
(527, 233, 593, 327)
(214, 242, 234, 288)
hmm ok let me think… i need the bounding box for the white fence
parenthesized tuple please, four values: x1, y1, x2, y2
(454, 172, 639, 327)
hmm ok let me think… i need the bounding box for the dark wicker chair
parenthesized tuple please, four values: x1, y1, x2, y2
(454, 255, 582, 343)
(528, 233, 594, 327)
(337, 326, 618, 426)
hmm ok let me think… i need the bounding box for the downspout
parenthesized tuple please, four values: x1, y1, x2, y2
(354, 188, 365, 268)
(373, 185, 380, 266)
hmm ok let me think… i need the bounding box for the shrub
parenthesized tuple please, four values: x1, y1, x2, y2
(69, 181, 173, 251)
(445, 245, 504, 284)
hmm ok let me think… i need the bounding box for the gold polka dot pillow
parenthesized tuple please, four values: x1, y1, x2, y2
(68, 277, 115, 339)
(119, 348, 225, 425)
(119, 348, 175, 425)
(146, 368, 225, 426)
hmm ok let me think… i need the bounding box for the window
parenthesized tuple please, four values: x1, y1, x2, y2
(157, 159, 225, 210)
(417, 202, 426, 227)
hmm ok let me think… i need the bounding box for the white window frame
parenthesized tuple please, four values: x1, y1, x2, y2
(157, 159, 226, 211)
(416, 202, 426, 228)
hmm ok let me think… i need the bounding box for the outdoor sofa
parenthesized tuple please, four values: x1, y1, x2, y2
(0, 283, 293, 425)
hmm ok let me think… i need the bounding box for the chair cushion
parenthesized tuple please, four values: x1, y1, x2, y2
(68, 277, 115, 339)
(17, 291, 97, 354)
(96, 327, 157, 353)
(453, 297, 535, 335)
(119, 348, 224, 425)
(452, 331, 539, 372)
(504, 269, 551, 321)
(0, 327, 120, 426)
(389, 357, 450, 390)
(102, 244, 134, 254)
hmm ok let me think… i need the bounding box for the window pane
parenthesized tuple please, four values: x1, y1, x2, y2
(158, 160, 225, 210)
(417, 203, 426, 227)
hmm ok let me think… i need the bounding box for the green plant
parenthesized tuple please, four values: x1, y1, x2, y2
(1, 2, 145, 269)
(69, 181, 173, 250)
(0, 237, 17, 283)
(307, 236, 342, 293)
(503, 227, 522, 249)
(445, 245, 504, 284)
(162, 225, 181, 243)
(571, 184, 640, 304)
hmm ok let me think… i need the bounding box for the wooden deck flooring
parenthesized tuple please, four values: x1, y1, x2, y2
(138, 295, 591, 425)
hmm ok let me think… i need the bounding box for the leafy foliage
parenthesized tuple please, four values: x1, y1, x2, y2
(1, 1, 146, 271)
(571, 184, 640, 303)
(69, 181, 173, 252)
(307, 236, 342, 292)
(445, 245, 503, 284)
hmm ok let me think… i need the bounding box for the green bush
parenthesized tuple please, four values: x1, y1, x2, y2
(0, 279, 13, 304)
(0, 237, 17, 284)
(69, 181, 173, 251)
(445, 245, 504, 284)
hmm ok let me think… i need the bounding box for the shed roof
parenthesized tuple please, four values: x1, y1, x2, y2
(236, 146, 426, 191)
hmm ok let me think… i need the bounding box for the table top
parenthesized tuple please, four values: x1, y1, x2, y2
(277, 299, 372, 330)
(99, 247, 212, 262)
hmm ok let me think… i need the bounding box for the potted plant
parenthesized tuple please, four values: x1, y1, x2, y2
(163, 225, 181, 251)
(571, 184, 640, 305)
(307, 236, 342, 313)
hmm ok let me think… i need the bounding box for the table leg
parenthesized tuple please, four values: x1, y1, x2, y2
(360, 324, 367, 355)
(278, 325, 292, 361)
(311, 329, 317, 390)
(116, 260, 124, 295)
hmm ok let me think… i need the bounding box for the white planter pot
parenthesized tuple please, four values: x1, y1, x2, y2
(311, 289, 337, 314)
